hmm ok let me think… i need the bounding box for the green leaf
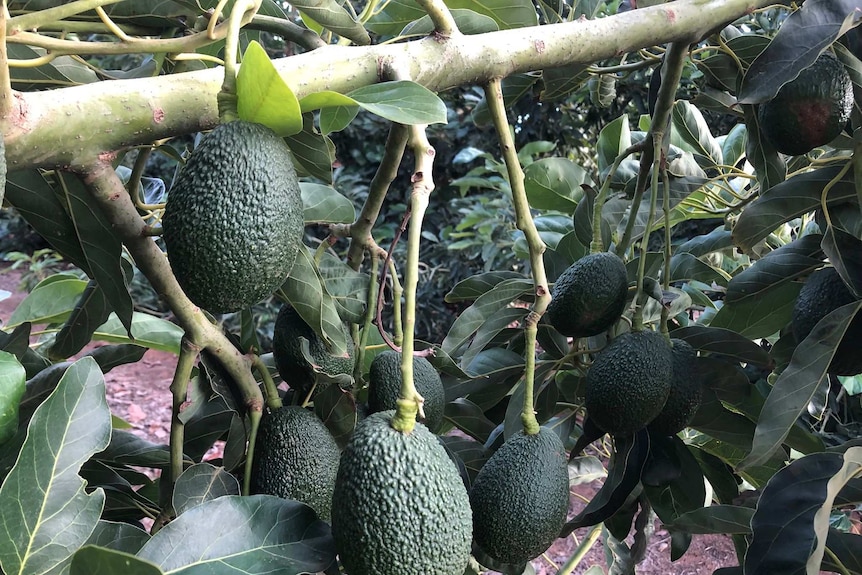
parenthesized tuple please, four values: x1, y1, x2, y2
(48, 280, 113, 359)
(316, 252, 368, 324)
(281, 248, 347, 356)
(742, 104, 786, 193)
(541, 63, 590, 101)
(0, 357, 111, 575)
(365, 0, 426, 35)
(291, 0, 371, 45)
(669, 505, 754, 535)
(94, 312, 184, 355)
(461, 306, 528, 373)
(7, 44, 98, 89)
(471, 74, 539, 127)
(670, 326, 769, 366)
(741, 301, 862, 469)
(299, 90, 358, 112)
(347, 81, 447, 125)
(285, 113, 335, 183)
(822, 528, 862, 575)
(0, 351, 25, 445)
(136, 495, 336, 574)
(444, 398, 498, 443)
(85, 521, 150, 554)
(300, 182, 355, 224)
(60, 172, 133, 336)
(313, 383, 357, 448)
(237, 41, 303, 137)
(643, 436, 706, 524)
(401, 8, 499, 35)
(523, 158, 590, 213)
(597, 115, 632, 174)
(669, 252, 731, 286)
(733, 165, 855, 252)
(72, 546, 164, 575)
(172, 463, 240, 516)
(444, 271, 527, 303)
(821, 226, 862, 298)
(725, 234, 824, 302)
(318, 105, 359, 135)
(708, 281, 801, 339)
(671, 100, 723, 166)
(7, 273, 88, 328)
(445, 0, 538, 29)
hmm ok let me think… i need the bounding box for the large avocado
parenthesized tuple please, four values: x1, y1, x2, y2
(585, 329, 673, 436)
(331, 410, 472, 575)
(546, 252, 629, 338)
(249, 406, 340, 520)
(272, 304, 355, 401)
(792, 266, 862, 376)
(469, 427, 569, 565)
(368, 350, 445, 433)
(648, 338, 702, 436)
(162, 120, 303, 313)
(758, 52, 853, 156)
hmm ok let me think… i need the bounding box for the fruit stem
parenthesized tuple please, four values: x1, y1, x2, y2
(591, 142, 643, 253)
(632, 135, 663, 331)
(391, 124, 435, 434)
(167, 336, 200, 507)
(557, 523, 603, 575)
(355, 251, 380, 385)
(217, 0, 261, 123)
(252, 354, 282, 410)
(484, 77, 549, 435)
(243, 407, 262, 496)
(660, 163, 672, 338)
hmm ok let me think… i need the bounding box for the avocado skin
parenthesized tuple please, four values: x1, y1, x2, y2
(469, 427, 569, 565)
(792, 267, 862, 376)
(585, 330, 673, 436)
(368, 350, 445, 433)
(758, 52, 854, 156)
(272, 305, 355, 400)
(163, 120, 303, 313)
(249, 406, 340, 520)
(331, 410, 472, 575)
(547, 252, 629, 338)
(648, 339, 702, 436)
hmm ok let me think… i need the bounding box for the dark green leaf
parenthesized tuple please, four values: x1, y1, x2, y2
(742, 104, 786, 192)
(461, 306, 528, 372)
(137, 495, 336, 574)
(401, 8, 499, 35)
(292, 0, 371, 44)
(0, 351, 25, 445)
(0, 357, 110, 575)
(365, 0, 425, 35)
(821, 528, 862, 574)
(314, 383, 357, 448)
(669, 252, 730, 286)
(445, 271, 527, 303)
(709, 281, 801, 339)
(725, 234, 824, 302)
(675, 226, 733, 258)
(72, 546, 164, 575)
(446, 0, 537, 29)
(301, 182, 356, 224)
(670, 325, 769, 365)
(669, 505, 754, 534)
(49, 279, 112, 359)
(285, 114, 335, 183)
(523, 158, 590, 213)
(821, 226, 862, 298)
(671, 100, 722, 165)
(7, 44, 98, 89)
(643, 436, 706, 524)
(348, 81, 447, 125)
(439, 435, 488, 487)
(173, 463, 240, 515)
(444, 398, 498, 443)
(689, 447, 741, 505)
(317, 252, 368, 324)
(86, 521, 150, 554)
(541, 63, 590, 101)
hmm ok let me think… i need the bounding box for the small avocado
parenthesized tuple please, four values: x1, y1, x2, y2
(368, 350, 445, 433)
(648, 339, 702, 436)
(331, 411, 472, 575)
(585, 329, 673, 436)
(249, 406, 340, 520)
(469, 427, 569, 565)
(546, 252, 629, 338)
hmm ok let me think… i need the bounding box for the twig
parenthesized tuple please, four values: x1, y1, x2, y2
(249, 14, 327, 50)
(0, 0, 11, 118)
(415, 0, 460, 37)
(7, 0, 123, 32)
(376, 206, 410, 352)
(168, 336, 200, 504)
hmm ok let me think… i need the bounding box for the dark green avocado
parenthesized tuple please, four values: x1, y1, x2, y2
(162, 120, 304, 313)
(546, 252, 629, 338)
(368, 350, 445, 433)
(469, 427, 569, 565)
(585, 329, 673, 436)
(648, 338, 702, 436)
(331, 410, 472, 575)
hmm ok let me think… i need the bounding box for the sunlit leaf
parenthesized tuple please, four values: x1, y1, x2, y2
(348, 81, 447, 125)
(237, 41, 302, 137)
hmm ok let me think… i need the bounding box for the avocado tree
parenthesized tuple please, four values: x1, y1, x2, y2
(0, 0, 861, 574)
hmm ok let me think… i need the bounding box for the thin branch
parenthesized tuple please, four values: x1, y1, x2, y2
(249, 14, 327, 50)
(415, 0, 460, 37)
(0, 0, 12, 117)
(7, 0, 123, 31)
(168, 336, 200, 504)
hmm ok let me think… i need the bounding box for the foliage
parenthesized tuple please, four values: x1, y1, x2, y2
(0, 1, 862, 575)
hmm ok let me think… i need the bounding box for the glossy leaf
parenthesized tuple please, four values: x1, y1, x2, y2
(444, 398, 498, 443)
(7, 44, 98, 89)
(643, 436, 706, 524)
(461, 306, 528, 372)
(708, 281, 801, 339)
(523, 158, 590, 213)
(670, 325, 769, 365)
(7, 273, 88, 328)
(741, 301, 862, 470)
(821, 529, 862, 574)
(300, 182, 355, 224)
(597, 114, 632, 174)
(173, 463, 240, 516)
(668, 252, 730, 286)
(739, 0, 862, 103)
(724, 234, 824, 302)
(291, 0, 371, 45)
(0, 351, 25, 445)
(72, 546, 164, 575)
(0, 357, 111, 575)
(675, 226, 734, 257)
(237, 41, 302, 137)
(347, 81, 447, 125)
(94, 312, 184, 355)
(733, 165, 855, 252)
(137, 495, 336, 574)
(541, 62, 590, 101)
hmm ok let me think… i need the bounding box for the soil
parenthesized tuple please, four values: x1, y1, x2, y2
(0, 265, 740, 574)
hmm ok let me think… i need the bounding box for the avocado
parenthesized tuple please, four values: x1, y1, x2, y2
(331, 410, 472, 575)
(585, 329, 673, 436)
(546, 252, 629, 338)
(648, 339, 702, 436)
(272, 305, 355, 401)
(758, 52, 853, 156)
(469, 427, 569, 565)
(368, 350, 445, 433)
(249, 406, 340, 520)
(162, 120, 303, 313)
(792, 266, 862, 376)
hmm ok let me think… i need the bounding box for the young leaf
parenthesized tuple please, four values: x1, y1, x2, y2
(0, 357, 111, 575)
(136, 495, 336, 574)
(237, 41, 303, 136)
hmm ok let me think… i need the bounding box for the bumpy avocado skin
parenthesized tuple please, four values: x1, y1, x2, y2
(331, 411, 472, 575)
(546, 252, 629, 338)
(792, 267, 862, 376)
(368, 350, 445, 433)
(758, 52, 854, 156)
(272, 305, 355, 400)
(585, 330, 673, 436)
(648, 339, 702, 436)
(250, 406, 341, 520)
(469, 427, 569, 565)
(162, 121, 303, 313)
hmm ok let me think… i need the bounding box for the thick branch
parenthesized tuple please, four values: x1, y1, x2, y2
(5, 0, 771, 169)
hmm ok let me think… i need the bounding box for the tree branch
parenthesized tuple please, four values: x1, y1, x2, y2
(5, 0, 772, 170)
